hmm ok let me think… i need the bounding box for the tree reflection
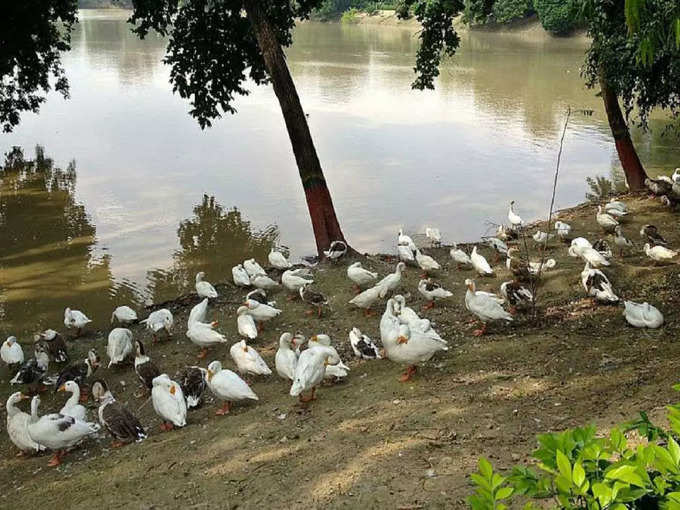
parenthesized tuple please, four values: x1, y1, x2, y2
(147, 194, 278, 302)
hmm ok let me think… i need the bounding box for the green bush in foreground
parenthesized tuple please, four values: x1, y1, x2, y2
(469, 384, 680, 509)
(533, 0, 577, 35)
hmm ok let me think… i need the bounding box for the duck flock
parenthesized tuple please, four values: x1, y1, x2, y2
(1, 180, 677, 469)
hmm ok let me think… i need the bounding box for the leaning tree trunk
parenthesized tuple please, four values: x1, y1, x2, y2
(244, 0, 349, 257)
(599, 75, 647, 190)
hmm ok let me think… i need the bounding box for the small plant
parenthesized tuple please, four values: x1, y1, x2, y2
(365, 2, 379, 15)
(341, 7, 361, 23)
(585, 175, 616, 202)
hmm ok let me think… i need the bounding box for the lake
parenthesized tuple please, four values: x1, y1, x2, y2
(1, 10, 678, 337)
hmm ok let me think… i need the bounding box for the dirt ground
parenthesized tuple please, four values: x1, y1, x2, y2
(1, 194, 679, 509)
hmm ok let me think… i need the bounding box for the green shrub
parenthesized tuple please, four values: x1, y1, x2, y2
(364, 2, 379, 15)
(533, 0, 577, 35)
(463, 0, 495, 25)
(492, 0, 533, 23)
(341, 7, 361, 23)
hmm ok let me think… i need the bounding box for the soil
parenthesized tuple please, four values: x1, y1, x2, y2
(1, 194, 679, 509)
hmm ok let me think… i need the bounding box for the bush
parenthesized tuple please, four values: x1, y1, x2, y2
(364, 2, 379, 16)
(492, 0, 533, 23)
(463, 0, 495, 25)
(341, 7, 361, 23)
(533, 0, 577, 35)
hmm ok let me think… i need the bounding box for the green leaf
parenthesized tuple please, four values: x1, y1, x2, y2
(592, 482, 612, 506)
(572, 462, 586, 488)
(670, 437, 680, 466)
(605, 465, 647, 487)
(478, 457, 493, 480)
(556, 450, 572, 483)
(495, 487, 513, 500)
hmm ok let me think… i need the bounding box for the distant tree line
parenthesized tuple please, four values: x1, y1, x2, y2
(313, 0, 402, 20)
(78, 0, 132, 7)
(464, 0, 579, 35)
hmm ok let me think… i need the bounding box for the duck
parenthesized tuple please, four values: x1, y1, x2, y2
(251, 273, 280, 291)
(645, 177, 674, 196)
(500, 280, 533, 313)
(27, 395, 100, 466)
(567, 243, 610, 268)
(349, 327, 381, 360)
(554, 221, 571, 242)
(672, 169, 680, 184)
(606, 198, 628, 213)
(1, 336, 24, 367)
(614, 226, 634, 256)
(450, 242, 472, 269)
(623, 301, 664, 329)
(290, 345, 342, 402)
(10, 343, 50, 387)
(237, 306, 258, 339)
(269, 247, 292, 270)
(464, 279, 513, 336)
(178, 366, 207, 409)
(596, 206, 619, 232)
(300, 284, 329, 317)
(186, 321, 228, 359)
(282, 267, 313, 296)
(393, 295, 443, 341)
(6, 392, 44, 455)
(54, 349, 100, 398)
(230, 339, 272, 377)
(205, 360, 259, 415)
(380, 298, 447, 381)
(195, 271, 218, 299)
(243, 258, 266, 278)
(581, 263, 618, 303)
(188, 298, 209, 327)
(375, 262, 406, 298)
(57, 381, 87, 421)
(347, 262, 378, 292)
(644, 243, 678, 263)
(275, 333, 298, 381)
(425, 227, 441, 247)
(152, 374, 187, 431)
(603, 205, 627, 218)
(570, 237, 593, 251)
(232, 264, 251, 287)
(134, 339, 160, 392)
(471, 246, 494, 276)
(349, 284, 383, 316)
(91, 380, 146, 447)
(324, 240, 348, 261)
(508, 201, 523, 229)
(640, 224, 668, 246)
(496, 224, 518, 242)
(35, 329, 68, 363)
(106, 328, 133, 368)
(142, 308, 174, 342)
(63, 308, 91, 337)
(418, 278, 453, 310)
(532, 231, 554, 244)
(485, 238, 508, 261)
(244, 298, 282, 327)
(110, 305, 138, 325)
(398, 243, 416, 264)
(592, 239, 613, 259)
(415, 249, 441, 276)
(307, 335, 350, 371)
(246, 288, 269, 304)
(506, 247, 555, 280)
(398, 229, 417, 252)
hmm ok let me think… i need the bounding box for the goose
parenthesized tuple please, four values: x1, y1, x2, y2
(554, 221, 571, 241)
(508, 201, 523, 228)
(290, 345, 341, 402)
(349, 327, 381, 360)
(178, 366, 207, 409)
(230, 339, 272, 377)
(57, 381, 87, 421)
(393, 295, 443, 341)
(195, 271, 218, 299)
(500, 281, 533, 313)
(347, 262, 378, 292)
(606, 198, 628, 213)
(275, 333, 298, 381)
(673, 168, 680, 184)
(237, 306, 258, 339)
(91, 380, 146, 447)
(300, 255, 320, 268)
(645, 177, 673, 196)
(188, 298, 209, 327)
(375, 262, 406, 298)
(640, 224, 668, 246)
(425, 227, 442, 247)
(614, 226, 634, 256)
(6, 392, 44, 455)
(246, 288, 269, 304)
(471, 246, 494, 276)
(232, 264, 251, 287)
(623, 301, 664, 329)
(106, 328, 133, 368)
(111, 305, 138, 325)
(152, 374, 187, 431)
(415, 249, 441, 276)
(349, 284, 383, 316)
(380, 298, 447, 381)
(570, 237, 593, 251)
(581, 263, 618, 303)
(603, 206, 627, 218)
(592, 239, 613, 260)
(134, 339, 160, 392)
(10, 343, 50, 387)
(596, 206, 618, 232)
(205, 360, 258, 415)
(324, 240, 348, 261)
(532, 231, 554, 244)
(1, 336, 24, 367)
(35, 329, 68, 363)
(644, 243, 678, 263)
(307, 335, 350, 371)
(27, 395, 100, 466)
(567, 244, 610, 268)
(282, 268, 313, 296)
(450, 242, 472, 269)
(398, 243, 416, 264)
(54, 349, 100, 398)
(418, 278, 453, 309)
(464, 279, 513, 336)
(244, 298, 281, 327)
(243, 258, 266, 278)
(398, 229, 417, 251)
(485, 238, 508, 260)
(496, 224, 518, 242)
(251, 273, 280, 291)
(142, 308, 174, 342)
(186, 321, 228, 359)
(269, 247, 292, 270)
(299, 284, 329, 317)
(63, 308, 91, 336)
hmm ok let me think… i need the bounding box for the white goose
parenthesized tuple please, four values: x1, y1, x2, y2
(1, 336, 24, 366)
(613, 226, 634, 256)
(623, 301, 663, 329)
(290, 345, 341, 402)
(151, 374, 187, 431)
(232, 264, 251, 287)
(275, 333, 298, 381)
(6, 392, 44, 455)
(348, 284, 383, 316)
(230, 340, 272, 377)
(581, 263, 618, 303)
(282, 268, 313, 295)
(393, 295, 442, 340)
(186, 321, 228, 358)
(471, 246, 494, 276)
(425, 227, 441, 246)
(236, 306, 258, 339)
(375, 262, 406, 298)
(508, 201, 523, 228)
(347, 262, 378, 291)
(644, 243, 678, 263)
(64, 308, 91, 336)
(106, 328, 133, 368)
(195, 272, 218, 299)
(188, 298, 208, 328)
(110, 306, 138, 325)
(251, 273, 280, 291)
(397, 229, 417, 264)
(450, 243, 472, 269)
(205, 360, 258, 415)
(606, 198, 628, 213)
(244, 299, 281, 325)
(464, 279, 513, 336)
(415, 249, 441, 275)
(269, 248, 292, 270)
(596, 206, 619, 232)
(142, 308, 174, 342)
(418, 278, 453, 309)
(554, 221, 571, 241)
(243, 258, 266, 278)
(568, 243, 610, 268)
(58, 381, 87, 421)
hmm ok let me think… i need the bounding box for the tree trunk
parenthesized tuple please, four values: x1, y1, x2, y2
(599, 75, 647, 190)
(243, 0, 349, 257)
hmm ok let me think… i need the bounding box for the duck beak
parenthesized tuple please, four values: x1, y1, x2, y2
(397, 336, 408, 344)
(170, 385, 176, 395)
(57, 385, 66, 392)
(310, 335, 317, 343)
(20, 393, 30, 400)
(207, 370, 214, 382)
(242, 346, 248, 352)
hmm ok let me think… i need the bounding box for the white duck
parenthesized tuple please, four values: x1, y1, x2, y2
(485, 238, 508, 260)
(251, 273, 280, 291)
(64, 308, 91, 336)
(232, 264, 251, 287)
(644, 243, 678, 263)
(27, 396, 100, 467)
(603, 205, 627, 218)
(230, 339, 272, 377)
(205, 360, 258, 415)
(425, 227, 441, 246)
(152, 374, 187, 431)
(349, 327, 381, 360)
(188, 298, 208, 327)
(397, 229, 417, 264)
(464, 279, 513, 336)
(282, 268, 313, 295)
(415, 249, 441, 275)
(596, 206, 619, 232)
(106, 328, 133, 368)
(581, 263, 618, 303)
(376, 262, 406, 298)
(614, 226, 634, 256)
(568, 243, 610, 268)
(532, 231, 554, 244)
(554, 221, 571, 241)
(348, 284, 383, 316)
(347, 262, 378, 291)
(275, 333, 298, 381)
(243, 258, 266, 278)
(606, 198, 629, 213)
(450, 243, 472, 269)
(58, 381, 87, 421)
(393, 294, 442, 338)
(186, 321, 228, 359)
(236, 306, 258, 339)
(508, 201, 523, 228)
(244, 299, 281, 326)
(471, 246, 494, 276)
(110, 305, 138, 325)
(195, 272, 218, 299)
(398, 229, 417, 251)
(269, 247, 292, 270)
(6, 392, 44, 455)
(570, 237, 593, 252)
(142, 308, 174, 342)
(418, 278, 453, 309)
(1, 336, 24, 366)
(290, 345, 341, 402)
(623, 301, 664, 329)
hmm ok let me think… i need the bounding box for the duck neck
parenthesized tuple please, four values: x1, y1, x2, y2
(6, 399, 19, 418)
(65, 389, 80, 409)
